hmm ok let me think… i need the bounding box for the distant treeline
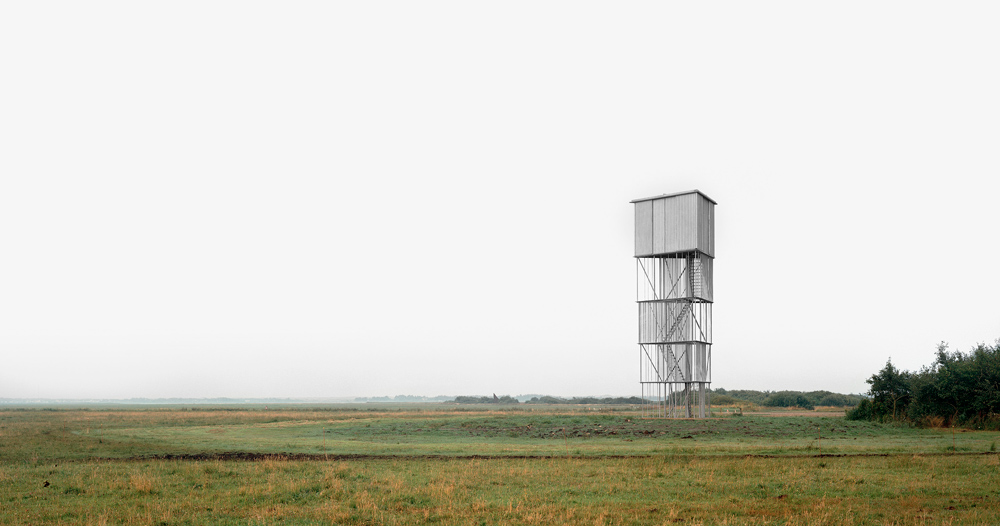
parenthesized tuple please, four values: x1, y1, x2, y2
(847, 341, 1000, 429)
(451, 395, 521, 404)
(355, 395, 454, 403)
(711, 389, 864, 410)
(449, 395, 646, 405)
(449, 392, 862, 408)
(0, 397, 314, 405)
(525, 396, 646, 405)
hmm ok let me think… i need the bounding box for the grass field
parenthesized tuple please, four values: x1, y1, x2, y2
(2, 405, 999, 525)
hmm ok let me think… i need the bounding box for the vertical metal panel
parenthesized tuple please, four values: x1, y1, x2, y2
(681, 345, 692, 381)
(695, 194, 715, 257)
(706, 195, 714, 256)
(706, 346, 712, 383)
(697, 254, 713, 302)
(708, 198, 715, 256)
(651, 198, 665, 254)
(694, 344, 709, 382)
(696, 195, 708, 257)
(641, 343, 711, 383)
(690, 195, 699, 254)
(661, 195, 679, 254)
(638, 301, 712, 344)
(688, 193, 701, 252)
(634, 200, 653, 256)
(656, 193, 699, 255)
(637, 255, 712, 302)
(682, 193, 700, 253)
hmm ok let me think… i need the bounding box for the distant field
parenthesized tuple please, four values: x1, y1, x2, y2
(2, 405, 998, 525)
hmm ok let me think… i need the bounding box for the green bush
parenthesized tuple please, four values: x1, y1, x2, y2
(852, 340, 1000, 428)
(818, 393, 856, 407)
(845, 399, 874, 421)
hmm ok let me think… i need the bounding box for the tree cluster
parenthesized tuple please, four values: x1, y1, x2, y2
(711, 388, 863, 408)
(451, 395, 520, 404)
(847, 341, 1000, 429)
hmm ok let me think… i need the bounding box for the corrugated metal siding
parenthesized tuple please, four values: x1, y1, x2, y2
(636, 256, 713, 302)
(698, 194, 715, 257)
(639, 343, 711, 383)
(710, 200, 715, 255)
(703, 346, 711, 382)
(698, 255, 713, 302)
(637, 302, 712, 344)
(652, 199, 666, 254)
(634, 200, 653, 256)
(659, 193, 700, 255)
(684, 193, 700, 252)
(696, 195, 708, 257)
(635, 191, 715, 257)
(661, 193, 690, 254)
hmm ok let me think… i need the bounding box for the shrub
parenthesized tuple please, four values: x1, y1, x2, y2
(853, 340, 1000, 428)
(762, 392, 814, 411)
(845, 399, 873, 421)
(818, 393, 853, 407)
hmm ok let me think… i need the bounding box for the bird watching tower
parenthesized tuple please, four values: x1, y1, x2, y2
(632, 190, 716, 418)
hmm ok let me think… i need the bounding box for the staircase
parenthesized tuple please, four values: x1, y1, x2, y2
(663, 301, 691, 342)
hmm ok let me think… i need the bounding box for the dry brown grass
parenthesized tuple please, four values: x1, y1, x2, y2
(924, 415, 948, 428)
(128, 472, 155, 494)
(4, 453, 997, 525)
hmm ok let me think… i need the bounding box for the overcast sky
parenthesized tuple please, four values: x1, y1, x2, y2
(2, 2, 998, 399)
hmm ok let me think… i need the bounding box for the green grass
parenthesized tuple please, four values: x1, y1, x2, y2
(2, 407, 995, 461)
(2, 406, 999, 525)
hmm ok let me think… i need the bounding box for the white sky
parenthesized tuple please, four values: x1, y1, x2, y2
(2, 2, 998, 399)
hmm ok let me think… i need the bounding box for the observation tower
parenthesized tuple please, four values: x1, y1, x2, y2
(632, 190, 716, 418)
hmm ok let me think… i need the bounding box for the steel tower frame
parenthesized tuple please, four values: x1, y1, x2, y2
(632, 191, 716, 418)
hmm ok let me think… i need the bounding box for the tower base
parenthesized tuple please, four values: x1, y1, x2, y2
(641, 382, 710, 418)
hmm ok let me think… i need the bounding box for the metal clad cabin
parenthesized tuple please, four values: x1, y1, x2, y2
(634, 191, 714, 258)
(632, 190, 716, 418)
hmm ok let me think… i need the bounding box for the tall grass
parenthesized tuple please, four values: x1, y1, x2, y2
(3, 455, 999, 525)
(3, 407, 1000, 524)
